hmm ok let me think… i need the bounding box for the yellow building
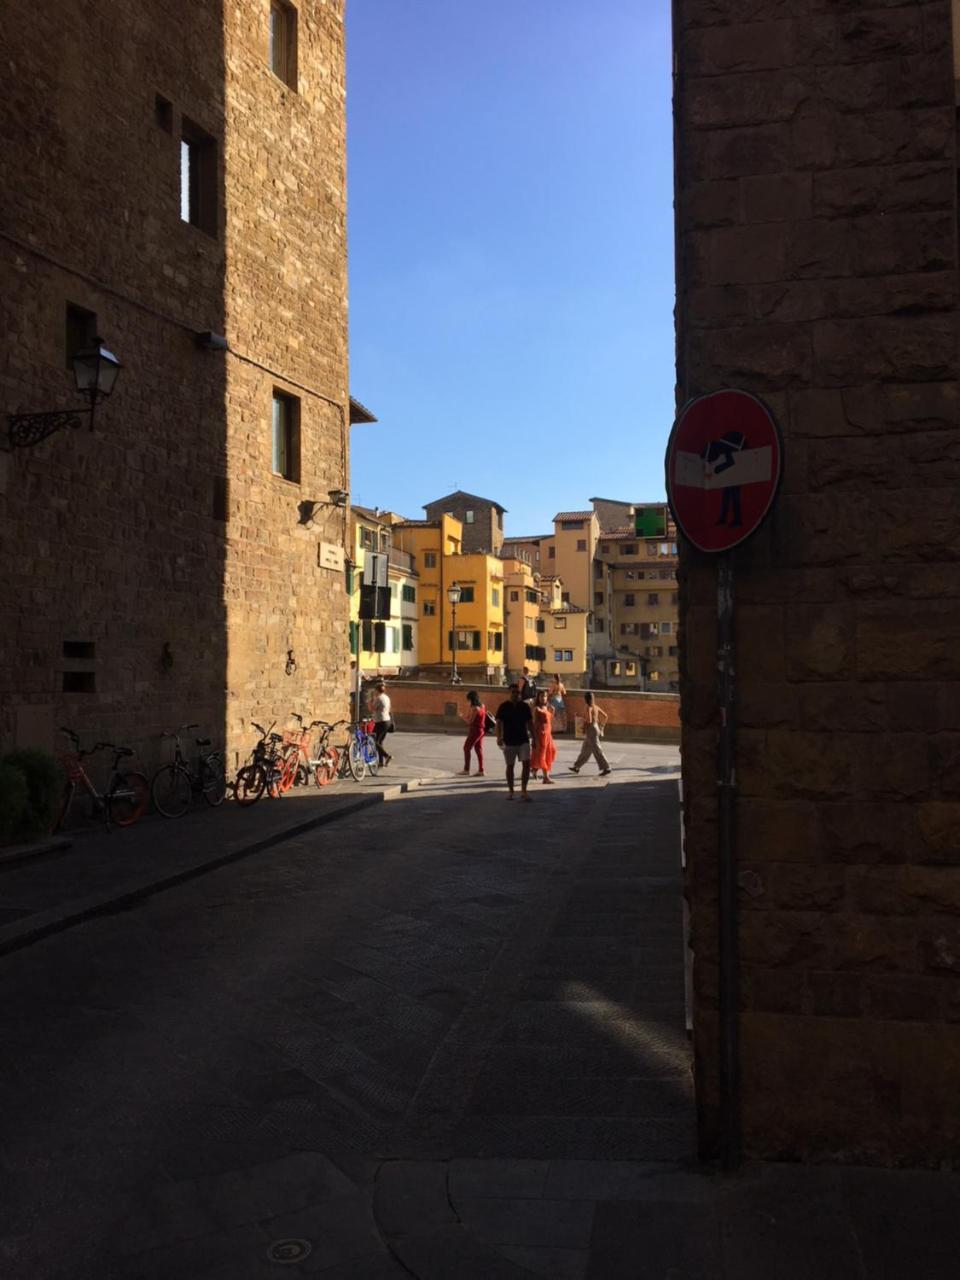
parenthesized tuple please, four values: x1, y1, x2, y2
(393, 516, 505, 680)
(502, 556, 545, 676)
(349, 507, 419, 677)
(539, 577, 590, 682)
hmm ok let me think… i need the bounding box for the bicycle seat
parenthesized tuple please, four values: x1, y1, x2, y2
(195, 737, 211, 747)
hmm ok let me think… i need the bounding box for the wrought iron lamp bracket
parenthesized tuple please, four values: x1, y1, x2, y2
(5, 408, 88, 451)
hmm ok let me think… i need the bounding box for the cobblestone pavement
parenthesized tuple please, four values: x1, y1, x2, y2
(3, 733, 956, 1278)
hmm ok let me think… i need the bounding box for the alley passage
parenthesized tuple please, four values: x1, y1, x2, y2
(0, 751, 691, 1279)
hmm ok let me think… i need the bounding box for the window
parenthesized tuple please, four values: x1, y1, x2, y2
(269, 1, 297, 88)
(360, 528, 376, 550)
(554, 616, 566, 630)
(494, 632, 503, 651)
(525, 589, 538, 603)
(659, 569, 671, 580)
(423, 601, 436, 616)
(624, 593, 635, 607)
(510, 590, 519, 602)
(648, 592, 659, 605)
(492, 588, 500, 606)
(271, 390, 300, 481)
(661, 621, 672, 634)
(625, 570, 636, 580)
(536, 619, 545, 633)
(390, 582, 398, 599)
(553, 649, 564, 662)
(155, 93, 173, 133)
(386, 626, 399, 654)
(381, 532, 391, 550)
(525, 617, 535, 632)
(465, 509, 475, 524)
(576, 538, 587, 552)
(611, 661, 621, 677)
(625, 661, 637, 676)
(594, 562, 603, 578)
(660, 543, 670, 556)
(564, 649, 573, 662)
(457, 586, 475, 604)
(620, 543, 637, 556)
(65, 303, 96, 369)
(449, 630, 481, 650)
(647, 645, 663, 658)
(561, 591, 570, 604)
(650, 670, 661, 682)
(402, 584, 416, 603)
(180, 118, 217, 235)
(646, 542, 658, 557)
(601, 543, 610, 554)
(594, 592, 604, 605)
(548, 546, 556, 559)
(403, 623, 413, 650)
(213, 475, 228, 522)
(669, 645, 679, 656)
(561, 520, 584, 530)
(423, 551, 437, 568)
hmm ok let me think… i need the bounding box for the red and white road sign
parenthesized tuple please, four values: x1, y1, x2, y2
(665, 390, 783, 553)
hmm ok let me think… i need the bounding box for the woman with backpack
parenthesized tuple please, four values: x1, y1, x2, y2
(458, 690, 488, 776)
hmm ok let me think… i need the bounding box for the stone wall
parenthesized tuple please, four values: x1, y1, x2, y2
(386, 682, 680, 743)
(0, 1, 350, 779)
(674, 1, 960, 1164)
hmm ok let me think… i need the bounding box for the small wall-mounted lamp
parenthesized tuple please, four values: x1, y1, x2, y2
(5, 337, 122, 450)
(285, 649, 297, 676)
(161, 641, 174, 672)
(298, 489, 350, 528)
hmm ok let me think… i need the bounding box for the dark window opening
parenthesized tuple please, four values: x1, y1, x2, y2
(269, 1, 298, 88)
(155, 93, 173, 133)
(271, 390, 300, 481)
(63, 641, 95, 660)
(181, 118, 218, 236)
(63, 672, 96, 693)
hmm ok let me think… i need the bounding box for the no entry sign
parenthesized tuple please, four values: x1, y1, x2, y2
(665, 390, 783, 553)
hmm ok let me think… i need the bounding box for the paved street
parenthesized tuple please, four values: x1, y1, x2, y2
(0, 734, 691, 1278)
(3, 732, 958, 1279)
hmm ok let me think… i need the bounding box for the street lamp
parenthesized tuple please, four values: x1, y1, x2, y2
(447, 580, 462, 684)
(5, 337, 122, 450)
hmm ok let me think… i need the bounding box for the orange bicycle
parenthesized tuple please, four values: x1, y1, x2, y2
(53, 727, 150, 832)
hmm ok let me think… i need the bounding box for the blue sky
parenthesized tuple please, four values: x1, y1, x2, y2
(346, 0, 674, 536)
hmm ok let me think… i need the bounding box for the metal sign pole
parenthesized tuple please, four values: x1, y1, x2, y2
(717, 550, 739, 1169)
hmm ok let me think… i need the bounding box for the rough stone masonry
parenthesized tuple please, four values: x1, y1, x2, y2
(674, 0, 960, 1165)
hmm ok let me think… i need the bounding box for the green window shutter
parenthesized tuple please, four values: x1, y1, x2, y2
(349, 621, 359, 654)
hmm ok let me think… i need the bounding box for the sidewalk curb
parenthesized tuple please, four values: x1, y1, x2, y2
(0, 835, 72, 868)
(0, 777, 434, 959)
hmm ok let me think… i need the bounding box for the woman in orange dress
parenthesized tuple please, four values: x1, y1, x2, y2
(530, 689, 557, 784)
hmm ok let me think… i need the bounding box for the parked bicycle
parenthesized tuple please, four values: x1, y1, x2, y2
(289, 714, 341, 787)
(339, 718, 379, 781)
(233, 721, 285, 807)
(53, 728, 150, 832)
(151, 724, 226, 818)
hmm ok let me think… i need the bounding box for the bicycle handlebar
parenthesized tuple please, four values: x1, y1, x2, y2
(290, 712, 304, 725)
(251, 721, 275, 739)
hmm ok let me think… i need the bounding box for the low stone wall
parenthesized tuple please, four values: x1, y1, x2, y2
(386, 681, 680, 743)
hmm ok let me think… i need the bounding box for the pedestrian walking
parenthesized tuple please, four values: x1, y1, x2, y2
(548, 672, 567, 733)
(458, 690, 486, 776)
(370, 679, 393, 767)
(496, 682, 534, 801)
(570, 691, 611, 776)
(518, 667, 538, 703)
(530, 689, 557, 784)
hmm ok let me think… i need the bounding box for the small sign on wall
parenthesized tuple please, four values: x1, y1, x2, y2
(319, 542, 344, 572)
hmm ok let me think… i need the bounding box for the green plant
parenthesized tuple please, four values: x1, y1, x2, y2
(0, 762, 29, 844)
(1, 748, 62, 840)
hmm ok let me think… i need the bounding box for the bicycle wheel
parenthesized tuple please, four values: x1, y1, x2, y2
(234, 763, 266, 807)
(317, 746, 339, 786)
(151, 764, 192, 818)
(364, 734, 379, 777)
(347, 736, 365, 781)
(108, 771, 150, 827)
(278, 747, 299, 795)
(52, 782, 77, 834)
(201, 755, 227, 807)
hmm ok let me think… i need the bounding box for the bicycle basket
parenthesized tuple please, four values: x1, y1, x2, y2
(59, 753, 84, 783)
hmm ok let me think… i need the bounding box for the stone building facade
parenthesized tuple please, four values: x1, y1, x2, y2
(422, 490, 506, 556)
(1, 0, 351, 775)
(674, 1, 959, 1164)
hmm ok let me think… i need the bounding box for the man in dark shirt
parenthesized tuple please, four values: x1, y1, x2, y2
(496, 682, 534, 801)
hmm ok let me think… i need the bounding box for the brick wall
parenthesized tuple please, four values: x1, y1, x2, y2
(675, 0, 960, 1165)
(385, 682, 680, 743)
(1, 1, 350, 778)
